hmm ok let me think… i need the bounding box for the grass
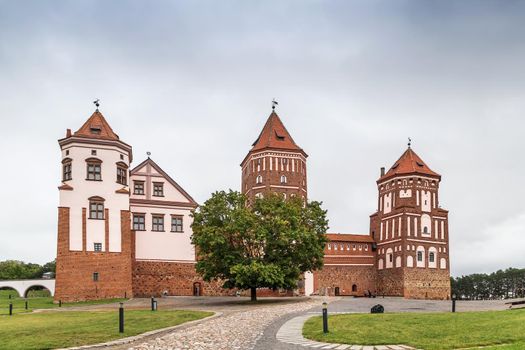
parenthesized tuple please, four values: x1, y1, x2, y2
(0, 309, 213, 349)
(0, 289, 127, 315)
(303, 309, 525, 350)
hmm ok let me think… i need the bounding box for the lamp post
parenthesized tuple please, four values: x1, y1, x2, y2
(322, 302, 328, 333)
(119, 302, 124, 333)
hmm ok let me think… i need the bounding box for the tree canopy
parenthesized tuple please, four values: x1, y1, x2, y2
(451, 268, 525, 300)
(191, 190, 328, 300)
(0, 260, 55, 280)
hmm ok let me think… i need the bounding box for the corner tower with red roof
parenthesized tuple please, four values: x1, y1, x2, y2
(370, 146, 451, 299)
(241, 108, 308, 201)
(55, 107, 134, 302)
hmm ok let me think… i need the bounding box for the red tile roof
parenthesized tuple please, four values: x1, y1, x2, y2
(379, 147, 440, 182)
(326, 233, 375, 243)
(250, 111, 305, 153)
(74, 110, 120, 140)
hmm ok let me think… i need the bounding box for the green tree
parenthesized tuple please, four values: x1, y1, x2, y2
(191, 190, 328, 301)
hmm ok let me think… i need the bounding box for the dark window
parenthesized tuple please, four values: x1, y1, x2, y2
(94, 243, 102, 252)
(91, 150, 97, 155)
(134, 181, 145, 195)
(171, 216, 183, 232)
(152, 215, 164, 231)
(65, 150, 70, 156)
(423, 226, 428, 234)
(89, 200, 104, 219)
(63, 162, 72, 181)
(133, 214, 145, 231)
(352, 284, 357, 292)
(117, 166, 127, 185)
(389, 254, 393, 262)
(87, 163, 102, 181)
(429, 252, 435, 263)
(417, 251, 423, 262)
(93, 272, 99, 281)
(120, 154, 124, 160)
(153, 183, 164, 196)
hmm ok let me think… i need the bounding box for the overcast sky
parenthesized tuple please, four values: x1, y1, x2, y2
(1, 0, 524, 276)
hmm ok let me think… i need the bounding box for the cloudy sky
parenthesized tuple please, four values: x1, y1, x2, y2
(1, 0, 524, 276)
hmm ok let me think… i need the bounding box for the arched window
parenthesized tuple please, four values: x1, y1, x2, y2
(428, 247, 437, 268)
(416, 246, 425, 267)
(88, 196, 105, 220)
(440, 258, 447, 269)
(378, 258, 384, 270)
(255, 192, 263, 199)
(352, 284, 357, 292)
(327, 243, 332, 250)
(86, 157, 102, 181)
(256, 175, 262, 184)
(116, 161, 128, 185)
(421, 214, 432, 235)
(62, 158, 72, 181)
(280, 175, 287, 184)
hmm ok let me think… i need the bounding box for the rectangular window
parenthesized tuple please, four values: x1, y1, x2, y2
(94, 243, 102, 252)
(93, 272, 99, 281)
(417, 251, 423, 262)
(153, 183, 164, 196)
(89, 201, 104, 219)
(63, 162, 72, 181)
(171, 216, 183, 232)
(152, 215, 164, 231)
(87, 163, 102, 180)
(116, 167, 127, 185)
(133, 181, 144, 195)
(133, 214, 145, 231)
(429, 252, 435, 263)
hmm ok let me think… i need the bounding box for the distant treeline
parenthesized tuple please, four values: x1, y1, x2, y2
(451, 268, 525, 300)
(0, 260, 55, 280)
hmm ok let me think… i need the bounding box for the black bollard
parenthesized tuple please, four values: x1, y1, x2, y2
(9, 302, 13, 316)
(151, 297, 155, 311)
(119, 302, 124, 333)
(25, 299, 28, 310)
(59, 300, 62, 307)
(452, 294, 456, 313)
(322, 302, 328, 333)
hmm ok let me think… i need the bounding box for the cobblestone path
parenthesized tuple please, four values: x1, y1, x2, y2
(123, 298, 328, 350)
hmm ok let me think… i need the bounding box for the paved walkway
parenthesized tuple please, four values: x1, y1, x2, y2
(276, 314, 417, 350)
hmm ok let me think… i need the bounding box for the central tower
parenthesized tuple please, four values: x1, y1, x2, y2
(241, 109, 307, 201)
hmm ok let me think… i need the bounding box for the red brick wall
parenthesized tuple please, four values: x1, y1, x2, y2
(54, 208, 133, 302)
(313, 265, 377, 296)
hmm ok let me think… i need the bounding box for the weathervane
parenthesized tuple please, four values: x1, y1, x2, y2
(147, 151, 151, 158)
(272, 98, 278, 110)
(408, 137, 412, 148)
(93, 99, 100, 110)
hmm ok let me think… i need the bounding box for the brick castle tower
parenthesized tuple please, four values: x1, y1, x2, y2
(369, 145, 451, 299)
(241, 107, 308, 201)
(54, 107, 134, 301)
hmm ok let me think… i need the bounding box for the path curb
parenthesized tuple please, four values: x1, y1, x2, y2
(56, 311, 222, 350)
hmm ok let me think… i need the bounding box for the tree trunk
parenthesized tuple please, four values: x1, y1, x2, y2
(250, 287, 257, 302)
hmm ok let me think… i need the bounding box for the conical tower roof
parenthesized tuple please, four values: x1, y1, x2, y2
(379, 147, 440, 182)
(74, 109, 120, 140)
(250, 111, 305, 153)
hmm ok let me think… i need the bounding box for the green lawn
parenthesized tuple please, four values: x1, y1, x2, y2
(0, 289, 127, 315)
(303, 309, 525, 350)
(0, 309, 213, 349)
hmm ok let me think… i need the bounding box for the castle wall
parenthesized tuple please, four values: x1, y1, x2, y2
(313, 265, 377, 296)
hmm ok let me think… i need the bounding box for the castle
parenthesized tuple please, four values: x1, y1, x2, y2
(54, 106, 450, 301)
